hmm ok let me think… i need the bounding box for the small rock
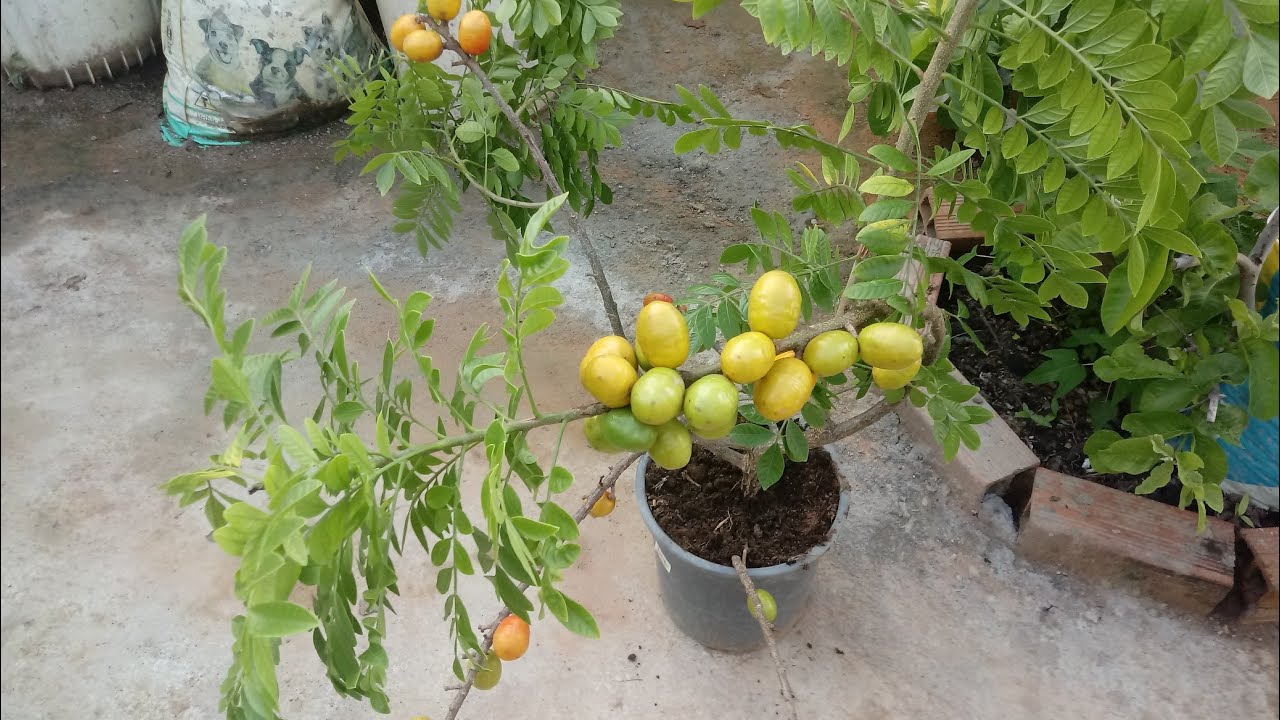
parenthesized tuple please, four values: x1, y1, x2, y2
(1084, 609, 1102, 624)
(628, 653, 638, 663)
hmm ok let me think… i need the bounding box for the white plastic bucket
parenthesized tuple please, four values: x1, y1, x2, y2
(0, 0, 161, 89)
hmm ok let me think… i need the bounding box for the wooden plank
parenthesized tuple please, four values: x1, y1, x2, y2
(1239, 527, 1279, 624)
(1245, 527, 1280, 594)
(895, 368, 1040, 509)
(1020, 468, 1235, 614)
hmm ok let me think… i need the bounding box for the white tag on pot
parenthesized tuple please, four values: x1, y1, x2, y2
(653, 541, 672, 573)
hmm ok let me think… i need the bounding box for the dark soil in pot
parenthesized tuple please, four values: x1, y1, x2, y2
(644, 446, 841, 568)
(941, 281, 1279, 528)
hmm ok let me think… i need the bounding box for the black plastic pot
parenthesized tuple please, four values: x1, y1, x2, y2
(633, 454, 850, 652)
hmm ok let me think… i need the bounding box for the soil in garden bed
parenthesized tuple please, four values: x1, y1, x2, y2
(941, 281, 1278, 528)
(644, 446, 841, 568)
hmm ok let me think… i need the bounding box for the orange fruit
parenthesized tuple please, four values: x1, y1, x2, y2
(390, 13, 423, 51)
(492, 615, 530, 661)
(427, 0, 461, 21)
(457, 10, 493, 55)
(402, 29, 443, 63)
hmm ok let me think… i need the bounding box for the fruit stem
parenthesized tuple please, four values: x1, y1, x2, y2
(419, 14, 627, 340)
(732, 549, 798, 719)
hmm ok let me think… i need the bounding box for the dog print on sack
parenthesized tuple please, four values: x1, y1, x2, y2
(248, 40, 308, 108)
(302, 13, 371, 99)
(195, 9, 251, 95)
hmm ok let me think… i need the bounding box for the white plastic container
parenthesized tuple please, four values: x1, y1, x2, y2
(0, 0, 161, 89)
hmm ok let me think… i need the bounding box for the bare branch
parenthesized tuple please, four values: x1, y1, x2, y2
(894, 0, 981, 154)
(805, 397, 891, 447)
(418, 15, 626, 339)
(732, 550, 798, 720)
(442, 452, 641, 720)
(1239, 209, 1279, 304)
(697, 438, 750, 471)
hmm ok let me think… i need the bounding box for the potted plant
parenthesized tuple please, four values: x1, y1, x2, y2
(175, 0, 1280, 716)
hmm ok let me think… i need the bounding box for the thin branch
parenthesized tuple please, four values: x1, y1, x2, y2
(732, 549, 798, 720)
(894, 0, 981, 154)
(419, 15, 626, 339)
(699, 439, 750, 471)
(806, 397, 891, 447)
(442, 452, 642, 720)
(1239, 209, 1279, 304)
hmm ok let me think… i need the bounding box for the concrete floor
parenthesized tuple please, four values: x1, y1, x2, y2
(2, 2, 1278, 718)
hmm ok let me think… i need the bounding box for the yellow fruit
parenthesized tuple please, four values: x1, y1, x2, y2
(427, 0, 461, 20)
(589, 490, 616, 517)
(683, 374, 738, 439)
(492, 615, 529, 661)
(747, 270, 802, 339)
(858, 322, 923, 370)
(581, 354, 637, 408)
(872, 359, 921, 390)
(580, 336, 637, 381)
(630, 368, 686, 426)
(472, 652, 501, 690)
(753, 358, 816, 422)
(649, 420, 693, 470)
(402, 29, 443, 62)
(390, 13, 423, 51)
(636, 302, 690, 368)
(803, 330, 859, 377)
(720, 331, 776, 384)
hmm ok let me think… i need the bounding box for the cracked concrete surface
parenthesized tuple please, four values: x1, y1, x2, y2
(2, 2, 1277, 718)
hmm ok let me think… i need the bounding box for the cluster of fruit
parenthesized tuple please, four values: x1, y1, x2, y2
(389, 2, 492, 64)
(578, 271, 925, 469)
(469, 614, 530, 691)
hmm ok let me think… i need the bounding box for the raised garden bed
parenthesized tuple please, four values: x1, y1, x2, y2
(896, 273, 1279, 621)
